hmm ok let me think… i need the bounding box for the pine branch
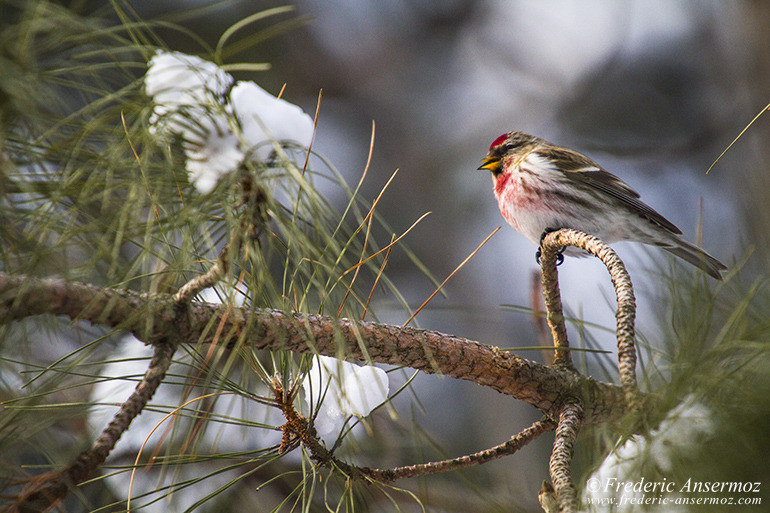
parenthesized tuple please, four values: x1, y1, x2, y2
(4, 342, 176, 513)
(538, 229, 639, 511)
(0, 227, 640, 513)
(540, 229, 639, 408)
(3, 258, 240, 512)
(538, 238, 573, 369)
(362, 417, 555, 482)
(548, 401, 583, 513)
(0, 272, 627, 421)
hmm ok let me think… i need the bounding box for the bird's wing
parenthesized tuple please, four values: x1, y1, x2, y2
(536, 147, 683, 235)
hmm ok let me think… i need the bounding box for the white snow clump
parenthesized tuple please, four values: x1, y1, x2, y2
(144, 50, 314, 193)
(302, 355, 389, 441)
(583, 395, 714, 512)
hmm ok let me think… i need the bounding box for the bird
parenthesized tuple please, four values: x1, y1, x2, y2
(479, 131, 727, 279)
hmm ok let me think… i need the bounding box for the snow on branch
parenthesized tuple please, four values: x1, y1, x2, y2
(145, 51, 314, 193)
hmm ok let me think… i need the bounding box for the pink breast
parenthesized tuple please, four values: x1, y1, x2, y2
(494, 172, 540, 229)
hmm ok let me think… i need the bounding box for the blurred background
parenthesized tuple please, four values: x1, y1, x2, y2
(4, 1, 770, 511)
(136, 1, 769, 509)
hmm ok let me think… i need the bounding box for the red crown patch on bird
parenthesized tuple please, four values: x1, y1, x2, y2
(489, 133, 508, 151)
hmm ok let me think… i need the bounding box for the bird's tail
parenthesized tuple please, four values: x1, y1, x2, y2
(658, 239, 727, 280)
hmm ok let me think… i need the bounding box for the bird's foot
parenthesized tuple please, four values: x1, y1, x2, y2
(535, 249, 564, 266)
(536, 228, 565, 266)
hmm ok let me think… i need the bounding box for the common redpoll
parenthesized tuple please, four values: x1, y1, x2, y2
(479, 131, 727, 279)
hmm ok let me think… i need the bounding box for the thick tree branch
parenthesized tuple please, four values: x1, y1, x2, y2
(0, 272, 626, 421)
(1, 229, 640, 512)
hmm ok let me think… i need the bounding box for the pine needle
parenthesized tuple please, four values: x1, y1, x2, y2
(128, 392, 234, 512)
(338, 168, 400, 315)
(361, 234, 395, 321)
(341, 211, 431, 277)
(214, 6, 295, 63)
(403, 226, 500, 327)
(301, 88, 322, 174)
(706, 102, 770, 174)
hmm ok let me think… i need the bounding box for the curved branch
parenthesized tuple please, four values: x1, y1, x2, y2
(549, 401, 583, 513)
(173, 230, 238, 303)
(540, 230, 638, 407)
(0, 272, 626, 420)
(174, 253, 225, 303)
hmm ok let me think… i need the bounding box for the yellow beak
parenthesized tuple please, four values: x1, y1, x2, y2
(478, 157, 501, 173)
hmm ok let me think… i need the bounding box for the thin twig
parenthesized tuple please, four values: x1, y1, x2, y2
(270, 378, 357, 475)
(173, 227, 241, 303)
(174, 260, 224, 303)
(174, 247, 228, 303)
(363, 417, 555, 482)
(6, 342, 176, 513)
(272, 385, 554, 485)
(549, 401, 584, 513)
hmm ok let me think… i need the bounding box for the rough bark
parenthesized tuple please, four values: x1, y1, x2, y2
(0, 272, 625, 421)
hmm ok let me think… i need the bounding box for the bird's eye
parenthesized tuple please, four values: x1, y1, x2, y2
(504, 143, 516, 152)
